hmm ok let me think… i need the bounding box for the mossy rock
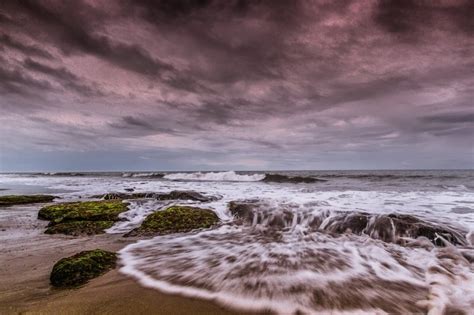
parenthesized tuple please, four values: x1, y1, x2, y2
(0, 195, 56, 206)
(126, 205, 219, 236)
(38, 200, 129, 235)
(45, 221, 115, 236)
(50, 249, 116, 287)
(38, 200, 129, 224)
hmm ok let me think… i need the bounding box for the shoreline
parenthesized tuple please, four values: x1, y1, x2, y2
(0, 204, 244, 315)
(2, 270, 243, 315)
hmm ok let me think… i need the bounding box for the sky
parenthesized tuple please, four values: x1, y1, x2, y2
(0, 0, 473, 171)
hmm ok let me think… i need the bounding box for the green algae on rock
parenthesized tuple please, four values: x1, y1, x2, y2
(45, 221, 115, 236)
(38, 200, 129, 223)
(126, 205, 219, 236)
(38, 200, 129, 235)
(0, 195, 56, 206)
(50, 249, 116, 287)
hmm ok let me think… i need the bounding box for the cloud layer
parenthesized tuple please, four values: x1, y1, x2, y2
(1, 0, 473, 171)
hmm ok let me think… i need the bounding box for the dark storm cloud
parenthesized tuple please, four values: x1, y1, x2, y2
(108, 116, 178, 136)
(373, 0, 474, 36)
(2, 0, 174, 77)
(419, 112, 474, 124)
(0, 0, 473, 171)
(0, 60, 53, 95)
(23, 58, 104, 96)
(0, 34, 53, 58)
(126, 0, 308, 83)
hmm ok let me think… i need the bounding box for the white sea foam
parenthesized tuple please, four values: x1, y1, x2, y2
(106, 200, 171, 234)
(163, 171, 265, 182)
(119, 225, 474, 314)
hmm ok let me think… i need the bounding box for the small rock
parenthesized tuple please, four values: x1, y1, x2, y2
(50, 249, 116, 287)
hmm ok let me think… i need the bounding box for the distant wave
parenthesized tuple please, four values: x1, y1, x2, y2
(163, 171, 265, 182)
(262, 173, 326, 183)
(122, 172, 164, 178)
(320, 174, 463, 180)
(34, 172, 87, 176)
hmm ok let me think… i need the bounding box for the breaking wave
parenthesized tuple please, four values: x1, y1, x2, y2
(163, 171, 265, 182)
(162, 171, 324, 183)
(121, 172, 164, 178)
(119, 200, 474, 314)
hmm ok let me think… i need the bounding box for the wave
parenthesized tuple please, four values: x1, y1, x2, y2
(33, 172, 87, 176)
(320, 174, 464, 180)
(162, 171, 325, 183)
(119, 203, 474, 314)
(122, 172, 164, 178)
(163, 171, 265, 182)
(262, 173, 326, 183)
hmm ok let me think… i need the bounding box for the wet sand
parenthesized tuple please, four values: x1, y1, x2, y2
(0, 204, 242, 315)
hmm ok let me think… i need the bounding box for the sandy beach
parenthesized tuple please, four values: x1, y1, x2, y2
(0, 203, 242, 315)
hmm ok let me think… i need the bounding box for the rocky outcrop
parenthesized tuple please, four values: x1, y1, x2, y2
(228, 200, 262, 224)
(38, 200, 129, 235)
(321, 212, 467, 246)
(227, 201, 467, 247)
(126, 205, 219, 236)
(0, 195, 56, 206)
(50, 249, 116, 287)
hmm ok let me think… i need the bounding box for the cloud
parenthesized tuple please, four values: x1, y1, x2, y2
(419, 112, 474, 124)
(23, 58, 104, 96)
(373, 0, 474, 36)
(0, 61, 53, 95)
(0, 0, 473, 170)
(0, 33, 53, 58)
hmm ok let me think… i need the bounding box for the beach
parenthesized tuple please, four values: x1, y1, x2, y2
(0, 205, 240, 314)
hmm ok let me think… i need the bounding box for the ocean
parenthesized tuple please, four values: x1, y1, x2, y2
(1, 170, 473, 314)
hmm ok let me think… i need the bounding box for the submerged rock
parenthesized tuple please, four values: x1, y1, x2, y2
(156, 190, 217, 202)
(38, 200, 129, 235)
(0, 195, 56, 206)
(126, 205, 219, 236)
(262, 174, 325, 183)
(228, 200, 261, 224)
(320, 213, 468, 246)
(227, 201, 467, 247)
(50, 249, 116, 287)
(322, 212, 370, 235)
